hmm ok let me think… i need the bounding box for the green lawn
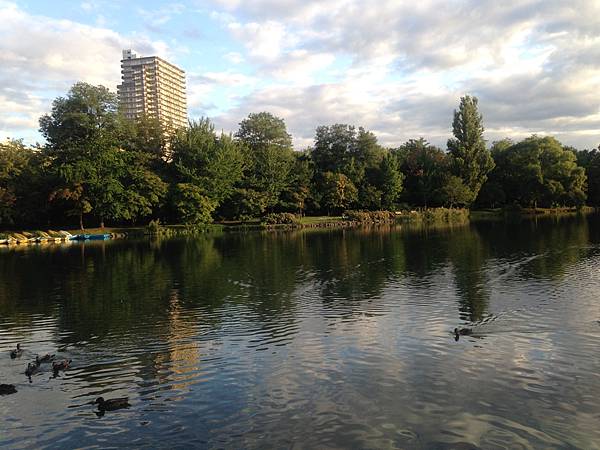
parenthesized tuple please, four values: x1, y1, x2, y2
(299, 216, 344, 225)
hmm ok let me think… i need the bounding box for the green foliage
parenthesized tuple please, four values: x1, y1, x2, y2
(40, 82, 166, 229)
(220, 188, 268, 221)
(322, 172, 358, 214)
(2, 83, 598, 228)
(0, 139, 33, 225)
(447, 95, 494, 202)
(420, 208, 470, 223)
(280, 152, 314, 215)
(235, 112, 292, 151)
(575, 147, 600, 206)
(171, 118, 245, 206)
(441, 176, 474, 207)
(379, 153, 404, 210)
(482, 136, 587, 208)
(235, 112, 294, 212)
(40, 82, 119, 152)
(174, 183, 217, 225)
(398, 138, 448, 207)
(262, 213, 301, 225)
(146, 219, 163, 235)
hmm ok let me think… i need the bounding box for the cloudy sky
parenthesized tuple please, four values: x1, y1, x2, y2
(1, 0, 599, 149)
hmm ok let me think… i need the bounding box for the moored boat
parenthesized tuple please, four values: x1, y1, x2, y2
(72, 234, 111, 241)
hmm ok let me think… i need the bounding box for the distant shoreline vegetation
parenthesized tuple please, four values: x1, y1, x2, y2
(1, 82, 599, 231)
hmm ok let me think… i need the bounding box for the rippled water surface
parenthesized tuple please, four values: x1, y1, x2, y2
(2, 216, 600, 449)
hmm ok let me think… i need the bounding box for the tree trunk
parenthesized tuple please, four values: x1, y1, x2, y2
(100, 217, 105, 230)
(79, 212, 84, 231)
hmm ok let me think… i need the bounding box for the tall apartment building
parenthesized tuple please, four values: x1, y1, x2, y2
(117, 49, 187, 130)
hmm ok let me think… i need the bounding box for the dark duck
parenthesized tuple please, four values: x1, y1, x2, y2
(10, 344, 23, 359)
(94, 397, 130, 412)
(36, 354, 55, 364)
(454, 327, 473, 341)
(25, 361, 39, 378)
(52, 359, 72, 375)
(0, 384, 17, 395)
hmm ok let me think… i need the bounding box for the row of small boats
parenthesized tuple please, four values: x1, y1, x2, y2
(0, 231, 111, 246)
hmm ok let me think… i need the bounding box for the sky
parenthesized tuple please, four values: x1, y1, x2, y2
(1, 0, 599, 150)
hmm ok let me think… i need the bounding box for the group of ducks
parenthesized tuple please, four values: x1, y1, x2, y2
(9, 344, 72, 379)
(2, 344, 130, 413)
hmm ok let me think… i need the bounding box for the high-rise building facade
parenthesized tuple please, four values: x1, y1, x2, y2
(117, 49, 187, 129)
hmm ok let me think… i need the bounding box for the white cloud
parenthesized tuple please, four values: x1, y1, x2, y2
(202, 0, 600, 149)
(223, 51, 244, 64)
(0, 1, 170, 141)
(1, 0, 599, 149)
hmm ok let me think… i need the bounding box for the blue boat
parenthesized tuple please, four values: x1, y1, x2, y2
(88, 234, 111, 240)
(71, 234, 111, 241)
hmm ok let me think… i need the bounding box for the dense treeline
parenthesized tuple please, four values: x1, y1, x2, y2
(0, 82, 596, 229)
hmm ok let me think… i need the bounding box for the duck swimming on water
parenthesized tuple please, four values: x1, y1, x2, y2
(25, 361, 39, 378)
(52, 359, 72, 374)
(0, 384, 17, 395)
(10, 344, 23, 359)
(94, 397, 130, 412)
(454, 327, 473, 341)
(36, 354, 55, 364)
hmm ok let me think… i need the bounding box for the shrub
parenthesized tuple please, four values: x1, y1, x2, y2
(343, 210, 396, 223)
(146, 219, 163, 235)
(262, 213, 301, 225)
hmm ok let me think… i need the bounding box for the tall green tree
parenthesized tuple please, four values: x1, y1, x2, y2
(486, 136, 586, 208)
(398, 138, 448, 207)
(447, 95, 494, 202)
(235, 112, 294, 214)
(235, 112, 292, 150)
(322, 172, 358, 214)
(171, 118, 245, 224)
(378, 153, 404, 210)
(0, 140, 35, 225)
(312, 124, 358, 175)
(280, 151, 315, 215)
(575, 146, 600, 206)
(40, 82, 166, 229)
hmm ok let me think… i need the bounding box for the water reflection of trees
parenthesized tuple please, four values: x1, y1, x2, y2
(0, 214, 595, 353)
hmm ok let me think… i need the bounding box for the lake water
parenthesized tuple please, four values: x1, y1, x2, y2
(1, 216, 600, 449)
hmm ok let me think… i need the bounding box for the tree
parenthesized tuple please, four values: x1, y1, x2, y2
(486, 136, 586, 208)
(121, 151, 168, 222)
(40, 82, 119, 151)
(280, 151, 314, 215)
(441, 176, 474, 207)
(41, 82, 166, 229)
(173, 183, 217, 225)
(120, 114, 170, 165)
(447, 95, 494, 202)
(235, 112, 294, 214)
(378, 153, 404, 210)
(0, 140, 34, 225)
(322, 172, 358, 214)
(235, 112, 292, 150)
(398, 138, 448, 207)
(575, 147, 600, 206)
(171, 118, 246, 223)
(312, 124, 358, 174)
(312, 124, 387, 211)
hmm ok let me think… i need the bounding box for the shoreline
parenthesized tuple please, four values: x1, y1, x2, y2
(1, 207, 596, 246)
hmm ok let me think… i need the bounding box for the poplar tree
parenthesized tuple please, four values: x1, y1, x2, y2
(447, 95, 494, 202)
